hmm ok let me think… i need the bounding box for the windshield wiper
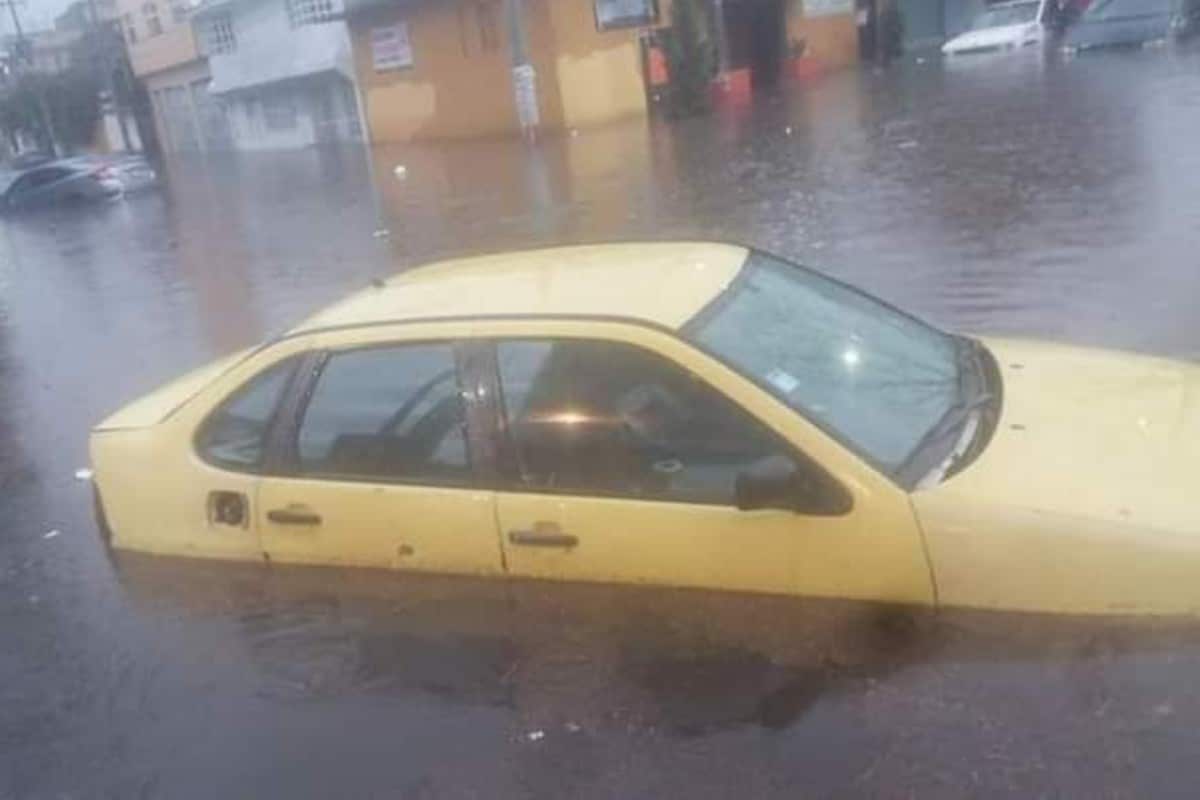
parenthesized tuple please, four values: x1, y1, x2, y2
(894, 337, 994, 485)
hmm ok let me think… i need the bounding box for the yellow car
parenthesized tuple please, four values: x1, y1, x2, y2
(90, 243, 1200, 616)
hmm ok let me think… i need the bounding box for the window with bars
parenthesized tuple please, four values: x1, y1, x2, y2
(286, 0, 336, 27)
(142, 1, 163, 35)
(201, 13, 237, 54)
(262, 93, 297, 130)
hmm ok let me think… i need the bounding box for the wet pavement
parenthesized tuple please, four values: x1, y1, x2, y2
(6, 44, 1200, 797)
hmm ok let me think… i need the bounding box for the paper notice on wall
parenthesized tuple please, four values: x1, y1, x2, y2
(804, 0, 853, 17)
(513, 64, 540, 129)
(371, 23, 413, 71)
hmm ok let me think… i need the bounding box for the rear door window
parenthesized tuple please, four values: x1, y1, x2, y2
(294, 344, 471, 485)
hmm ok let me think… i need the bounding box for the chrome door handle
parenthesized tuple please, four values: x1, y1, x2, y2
(508, 522, 577, 548)
(267, 507, 322, 525)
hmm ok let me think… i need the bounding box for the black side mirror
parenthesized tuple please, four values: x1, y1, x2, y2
(734, 456, 852, 516)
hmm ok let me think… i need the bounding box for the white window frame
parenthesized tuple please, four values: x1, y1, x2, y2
(262, 93, 298, 131)
(142, 1, 163, 35)
(286, 0, 336, 28)
(201, 13, 236, 54)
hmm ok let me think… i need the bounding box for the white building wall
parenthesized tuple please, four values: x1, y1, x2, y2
(199, 0, 360, 151)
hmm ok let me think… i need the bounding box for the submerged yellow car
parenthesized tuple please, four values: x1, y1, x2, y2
(91, 243, 1200, 616)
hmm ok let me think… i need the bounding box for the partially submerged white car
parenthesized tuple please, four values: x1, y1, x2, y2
(942, 0, 1048, 55)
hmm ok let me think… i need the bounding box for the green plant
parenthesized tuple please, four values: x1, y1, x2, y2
(0, 69, 101, 153)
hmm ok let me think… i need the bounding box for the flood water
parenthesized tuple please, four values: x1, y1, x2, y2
(5, 46, 1200, 796)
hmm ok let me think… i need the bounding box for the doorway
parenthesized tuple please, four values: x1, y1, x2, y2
(721, 0, 787, 88)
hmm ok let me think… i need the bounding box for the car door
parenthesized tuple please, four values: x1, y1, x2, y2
(487, 328, 935, 606)
(255, 338, 503, 575)
(7, 167, 71, 208)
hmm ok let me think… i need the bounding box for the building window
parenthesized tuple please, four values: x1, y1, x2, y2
(123, 12, 138, 43)
(593, 0, 656, 30)
(262, 93, 297, 130)
(142, 1, 163, 35)
(286, 0, 336, 27)
(201, 13, 236, 54)
(370, 22, 413, 71)
(169, 0, 190, 22)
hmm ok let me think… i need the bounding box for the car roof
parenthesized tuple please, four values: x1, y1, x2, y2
(13, 159, 87, 176)
(291, 242, 749, 335)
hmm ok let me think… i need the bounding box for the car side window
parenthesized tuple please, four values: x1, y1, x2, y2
(197, 356, 300, 471)
(21, 167, 69, 189)
(496, 339, 817, 506)
(295, 343, 471, 484)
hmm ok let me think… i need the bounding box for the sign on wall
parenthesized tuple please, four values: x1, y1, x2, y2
(804, 0, 853, 17)
(371, 23, 414, 71)
(512, 64, 540, 129)
(594, 0, 657, 30)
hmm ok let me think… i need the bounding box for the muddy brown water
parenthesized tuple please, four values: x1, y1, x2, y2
(5, 46, 1200, 797)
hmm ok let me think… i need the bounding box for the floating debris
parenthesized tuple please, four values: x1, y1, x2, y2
(74, 468, 93, 482)
(43, 529, 61, 540)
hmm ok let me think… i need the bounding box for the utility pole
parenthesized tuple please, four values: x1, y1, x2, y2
(1, 0, 60, 155)
(503, 0, 538, 141)
(86, 0, 132, 150)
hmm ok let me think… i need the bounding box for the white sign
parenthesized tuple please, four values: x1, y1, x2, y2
(804, 0, 853, 17)
(594, 0, 656, 30)
(512, 63, 539, 129)
(371, 23, 413, 71)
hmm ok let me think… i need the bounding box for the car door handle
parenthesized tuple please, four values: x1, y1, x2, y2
(508, 523, 578, 548)
(267, 507, 322, 526)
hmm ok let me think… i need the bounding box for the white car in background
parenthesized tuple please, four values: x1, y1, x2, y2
(942, 0, 1049, 55)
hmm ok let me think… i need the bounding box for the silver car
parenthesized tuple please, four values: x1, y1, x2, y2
(1, 160, 124, 211)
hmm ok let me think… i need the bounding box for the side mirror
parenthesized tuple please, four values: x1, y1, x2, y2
(734, 456, 851, 516)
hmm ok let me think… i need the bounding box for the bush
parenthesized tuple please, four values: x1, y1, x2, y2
(0, 69, 102, 154)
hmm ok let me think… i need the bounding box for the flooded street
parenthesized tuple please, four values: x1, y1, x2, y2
(6, 46, 1200, 797)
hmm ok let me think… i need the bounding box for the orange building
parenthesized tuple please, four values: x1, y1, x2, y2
(346, 0, 858, 143)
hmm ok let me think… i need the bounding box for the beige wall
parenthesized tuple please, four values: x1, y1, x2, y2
(786, 3, 859, 67)
(351, 0, 647, 143)
(351, 3, 518, 142)
(119, 0, 202, 78)
(544, 0, 647, 129)
(144, 59, 212, 152)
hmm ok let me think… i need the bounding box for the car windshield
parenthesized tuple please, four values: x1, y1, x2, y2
(1084, 0, 1172, 20)
(684, 252, 962, 476)
(971, 2, 1040, 29)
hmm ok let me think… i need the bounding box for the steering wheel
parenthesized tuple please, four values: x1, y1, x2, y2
(374, 368, 458, 437)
